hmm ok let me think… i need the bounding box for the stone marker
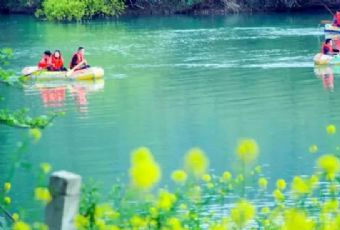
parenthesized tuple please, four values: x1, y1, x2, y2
(45, 171, 82, 230)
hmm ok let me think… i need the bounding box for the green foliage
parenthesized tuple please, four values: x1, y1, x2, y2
(36, 0, 125, 21)
(0, 109, 64, 129)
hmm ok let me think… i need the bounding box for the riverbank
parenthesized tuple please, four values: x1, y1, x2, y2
(0, 0, 339, 17)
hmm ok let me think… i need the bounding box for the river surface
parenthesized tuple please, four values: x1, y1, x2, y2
(1, 13, 340, 213)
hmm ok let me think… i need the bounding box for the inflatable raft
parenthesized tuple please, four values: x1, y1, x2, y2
(313, 53, 340, 65)
(325, 24, 340, 33)
(21, 66, 104, 81)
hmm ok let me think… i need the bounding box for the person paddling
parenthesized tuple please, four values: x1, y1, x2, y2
(37, 50, 52, 69)
(49, 50, 67, 71)
(69, 47, 90, 71)
(322, 39, 339, 56)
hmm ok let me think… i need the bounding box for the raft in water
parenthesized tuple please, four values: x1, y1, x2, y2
(21, 66, 104, 81)
(324, 24, 340, 33)
(313, 53, 340, 66)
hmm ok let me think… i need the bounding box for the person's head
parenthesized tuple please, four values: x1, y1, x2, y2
(53, 50, 61, 58)
(44, 50, 51, 56)
(78, 47, 85, 55)
(325, 38, 332, 45)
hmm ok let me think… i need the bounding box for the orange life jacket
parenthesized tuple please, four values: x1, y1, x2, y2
(51, 56, 64, 70)
(322, 43, 333, 55)
(38, 55, 51, 69)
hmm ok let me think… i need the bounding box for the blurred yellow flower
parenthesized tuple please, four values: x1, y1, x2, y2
(309, 144, 318, 154)
(282, 209, 314, 230)
(157, 189, 177, 211)
(272, 189, 285, 202)
(95, 203, 119, 219)
(184, 148, 209, 178)
(34, 187, 52, 204)
(40, 163, 52, 174)
(12, 221, 31, 230)
(130, 215, 146, 228)
(104, 225, 120, 230)
(32, 222, 48, 230)
(202, 174, 212, 182)
(261, 207, 270, 214)
(222, 171, 232, 181)
(276, 179, 286, 190)
(317, 154, 340, 180)
(4, 182, 11, 192)
(291, 176, 312, 195)
(95, 218, 105, 230)
(74, 214, 89, 230)
(12, 213, 20, 222)
(326, 124, 336, 135)
(29, 128, 42, 142)
(258, 177, 268, 189)
(322, 199, 339, 214)
(129, 147, 161, 190)
(4, 196, 11, 205)
(236, 139, 259, 163)
(171, 170, 187, 184)
(230, 200, 255, 228)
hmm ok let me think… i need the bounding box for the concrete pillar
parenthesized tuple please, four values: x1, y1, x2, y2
(45, 171, 82, 230)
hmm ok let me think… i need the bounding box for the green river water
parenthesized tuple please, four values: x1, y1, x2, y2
(0, 13, 340, 213)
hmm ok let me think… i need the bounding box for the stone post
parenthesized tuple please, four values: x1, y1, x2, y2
(45, 171, 82, 230)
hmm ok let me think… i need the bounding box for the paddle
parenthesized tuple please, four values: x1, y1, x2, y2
(66, 60, 86, 77)
(321, 20, 333, 24)
(21, 66, 40, 76)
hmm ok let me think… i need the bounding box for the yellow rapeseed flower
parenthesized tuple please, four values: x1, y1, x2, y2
(40, 163, 52, 174)
(12, 221, 31, 230)
(4, 196, 11, 205)
(95, 203, 119, 219)
(157, 189, 177, 211)
(12, 213, 20, 222)
(258, 177, 268, 189)
(309, 144, 318, 154)
(322, 199, 339, 214)
(291, 176, 312, 196)
(272, 189, 285, 202)
(276, 179, 286, 190)
(282, 209, 314, 230)
(317, 154, 340, 180)
(222, 171, 232, 181)
(104, 225, 120, 230)
(171, 170, 187, 184)
(32, 222, 48, 230)
(130, 215, 147, 228)
(235, 139, 259, 164)
(202, 174, 212, 182)
(326, 124, 336, 135)
(4, 182, 11, 192)
(74, 214, 89, 230)
(230, 200, 255, 228)
(34, 187, 52, 204)
(184, 148, 209, 178)
(29, 128, 42, 142)
(129, 147, 161, 190)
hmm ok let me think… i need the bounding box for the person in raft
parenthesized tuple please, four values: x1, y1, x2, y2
(322, 39, 339, 56)
(48, 50, 67, 71)
(37, 50, 52, 69)
(70, 47, 90, 71)
(333, 11, 340, 27)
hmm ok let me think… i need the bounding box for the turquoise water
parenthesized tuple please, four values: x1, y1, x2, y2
(1, 13, 340, 212)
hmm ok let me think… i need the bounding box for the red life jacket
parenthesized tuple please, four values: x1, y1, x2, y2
(51, 56, 64, 70)
(322, 43, 333, 55)
(335, 12, 340, 26)
(70, 52, 84, 69)
(38, 55, 51, 69)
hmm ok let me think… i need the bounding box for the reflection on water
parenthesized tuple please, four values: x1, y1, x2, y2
(23, 79, 105, 113)
(314, 66, 334, 91)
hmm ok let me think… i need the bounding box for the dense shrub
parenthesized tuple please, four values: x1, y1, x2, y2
(35, 0, 125, 21)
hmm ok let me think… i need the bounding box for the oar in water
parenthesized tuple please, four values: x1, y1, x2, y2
(66, 60, 86, 77)
(21, 66, 40, 76)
